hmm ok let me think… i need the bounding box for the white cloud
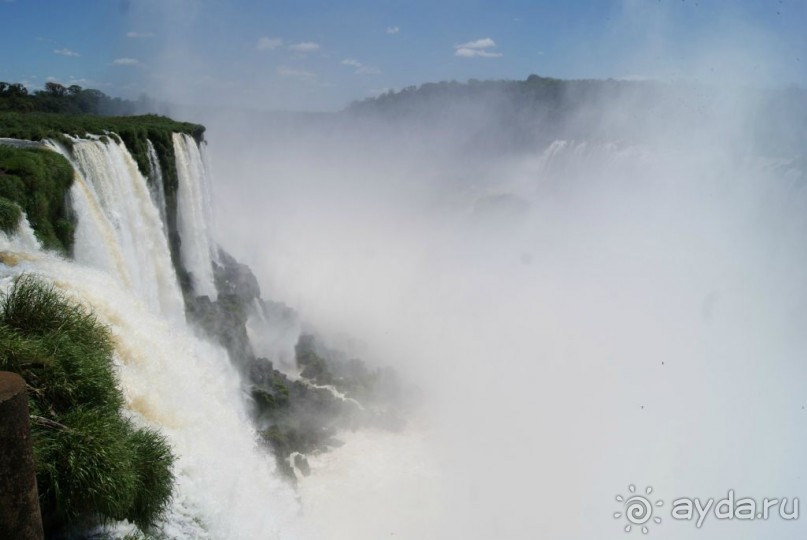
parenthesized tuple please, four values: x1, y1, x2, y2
(277, 66, 316, 79)
(256, 37, 283, 51)
(455, 48, 502, 58)
(112, 57, 140, 66)
(456, 38, 496, 50)
(385, 26, 400, 35)
(53, 48, 79, 57)
(454, 37, 502, 58)
(288, 42, 320, 53)
(340, 58, 381, 75)
(126, 31, 153, 38)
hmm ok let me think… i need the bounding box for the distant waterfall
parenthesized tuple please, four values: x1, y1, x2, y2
(47, 138, 185, 322)
(173, 133, 218, 300)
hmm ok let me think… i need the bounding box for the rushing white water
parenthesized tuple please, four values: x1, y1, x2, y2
(295, 423, 444, 540)
(173, 133, 219, 300)
(146, 140, 169, 228)
(0, 177, 302, 537)
(47, 138, 185, 322)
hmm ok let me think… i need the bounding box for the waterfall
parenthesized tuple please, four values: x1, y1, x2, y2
(0, 136, 304, 538)
(173, 133, 219, 300)
(46, 138, 185, 322)
(146, 140, 169, 228)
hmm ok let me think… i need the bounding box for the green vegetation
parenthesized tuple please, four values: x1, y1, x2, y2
(0, 111, 203, 159)
(0, 276, 175, 535)
(0, 197, 22, 234)
(295, 334, 333, 385)
(1, 81, 143, 116)
(0, 146, 75, 252)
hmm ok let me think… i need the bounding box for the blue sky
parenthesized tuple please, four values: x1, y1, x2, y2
(1, 0, 805, 110)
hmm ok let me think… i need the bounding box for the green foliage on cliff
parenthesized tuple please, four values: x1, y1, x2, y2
(0, 111, 204, 150)
(0, 276, 175, 535)
(0, 146, 75, 252)
(0, 197, 22, 234)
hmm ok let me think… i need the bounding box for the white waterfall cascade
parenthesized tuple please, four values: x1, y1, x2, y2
(173, 133, 219, 300)
(146, 140, 169, 228)
(47, 138, 185, 322)
(0, 145, 304, 537)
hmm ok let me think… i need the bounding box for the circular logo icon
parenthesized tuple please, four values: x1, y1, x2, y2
(614, 485, 664, 534)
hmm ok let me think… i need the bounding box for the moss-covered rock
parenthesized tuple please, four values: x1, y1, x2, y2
(0, 196, 22, 235)
(296, 335, 334, 385)
(0, 145, 74, 252)
(249, 335, 408, 482)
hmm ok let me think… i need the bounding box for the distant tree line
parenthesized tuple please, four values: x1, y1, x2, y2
(0, 81, 142, 116)
(346, 74, 807, 157)
(347, 74, 646, 116)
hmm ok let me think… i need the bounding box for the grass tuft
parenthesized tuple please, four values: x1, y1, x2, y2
(0, 275, 175, 535)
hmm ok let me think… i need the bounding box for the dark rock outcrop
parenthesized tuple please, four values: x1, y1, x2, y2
(185, 248, 261, 370)
(0, 372, 44, 540)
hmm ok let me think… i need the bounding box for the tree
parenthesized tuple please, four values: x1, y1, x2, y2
(44, 82, 67, 97)
(7, 83, 28, 97)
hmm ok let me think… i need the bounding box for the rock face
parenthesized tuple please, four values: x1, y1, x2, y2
(185, 248, 261, 369)
(214, 249, 261, 305)
(182, 247, 409, 483)
(250, 334, 407, 481)
(0, 372, 44, 540)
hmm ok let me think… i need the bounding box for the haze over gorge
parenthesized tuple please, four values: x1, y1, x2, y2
(1, 1, 807, 539)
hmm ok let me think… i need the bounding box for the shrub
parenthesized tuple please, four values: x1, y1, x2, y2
(0, 146, 74, 252)
(0, 196, 22, 234)
(0, 275, 175, 535)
